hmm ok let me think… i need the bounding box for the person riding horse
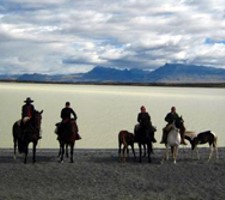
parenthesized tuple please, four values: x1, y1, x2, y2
(21, 97, 41, 139)
(160, 106, 187, 145)
(57, 101, 80, 139)
(137, 106, 157, 143)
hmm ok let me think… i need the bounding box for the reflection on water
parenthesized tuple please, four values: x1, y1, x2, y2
(0, 82, 225, 148)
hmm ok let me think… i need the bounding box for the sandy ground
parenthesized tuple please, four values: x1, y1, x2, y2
(0, 147, 224, 200)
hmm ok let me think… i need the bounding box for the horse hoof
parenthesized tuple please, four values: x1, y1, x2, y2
(59, 160, 63, 164)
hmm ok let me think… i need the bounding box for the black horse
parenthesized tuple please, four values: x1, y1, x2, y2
(134, 124, 156, 163)
(56, 119, 80, 163)
(12, 110, 43, 163)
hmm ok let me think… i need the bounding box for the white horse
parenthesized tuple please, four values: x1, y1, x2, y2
(161, 124, 181, 164)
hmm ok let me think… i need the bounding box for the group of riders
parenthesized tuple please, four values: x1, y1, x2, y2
(137, 105, 187, 145)
(21, 97, 186, 145)
(21, 97, 80, 141)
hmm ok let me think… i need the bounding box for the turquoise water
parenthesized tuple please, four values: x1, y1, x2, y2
(0, 82, 225, 148)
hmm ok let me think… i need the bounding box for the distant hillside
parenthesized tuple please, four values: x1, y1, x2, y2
(82, 66, 149, 82)
(149, 63, 225, 83)
(1, 63, 225, 83)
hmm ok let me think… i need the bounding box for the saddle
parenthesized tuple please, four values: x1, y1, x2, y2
(56, 119, 81, 140)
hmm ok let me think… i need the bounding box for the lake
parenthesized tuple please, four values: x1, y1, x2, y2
(0, 82, 224, 149)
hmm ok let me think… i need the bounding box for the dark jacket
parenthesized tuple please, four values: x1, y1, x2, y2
(165, 112, 179, 125)
(61, 107, 77, 121)
(22, 104, 35, 118)
(137, 112, 152, 129)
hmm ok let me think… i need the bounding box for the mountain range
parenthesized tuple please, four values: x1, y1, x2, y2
(1, 63, 225, 84)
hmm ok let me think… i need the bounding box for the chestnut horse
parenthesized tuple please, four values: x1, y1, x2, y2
(118, 130, 136, 162)
(56, 119, 80, 163)
(12, 110, 43, 163)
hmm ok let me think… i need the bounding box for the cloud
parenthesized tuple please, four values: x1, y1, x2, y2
(0, 0, 225, 74)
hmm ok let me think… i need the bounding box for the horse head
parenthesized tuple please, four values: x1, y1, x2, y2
(175, 116, 184, 128)
(32, 110, 43, 131)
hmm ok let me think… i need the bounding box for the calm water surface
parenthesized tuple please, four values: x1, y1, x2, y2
(0, 82, 224, 149)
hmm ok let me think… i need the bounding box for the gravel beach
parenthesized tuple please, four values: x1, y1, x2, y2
(0, 147, 224, 200)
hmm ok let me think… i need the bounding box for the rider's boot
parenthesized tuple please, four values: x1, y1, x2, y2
(160, 130, 167, 144)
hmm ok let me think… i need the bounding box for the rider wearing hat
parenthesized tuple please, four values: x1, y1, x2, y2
(21, 97, 41, 139)
(22, 97, 35, 125)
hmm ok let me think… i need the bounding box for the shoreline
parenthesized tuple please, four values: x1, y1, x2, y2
(1, 79, 225, 88)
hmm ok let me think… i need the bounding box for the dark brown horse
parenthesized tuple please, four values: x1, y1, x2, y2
(118, 130, 136, 162)
(56, 119, 80, 163)
(134, 124, 156, 163)
(12, 110, 43, 163)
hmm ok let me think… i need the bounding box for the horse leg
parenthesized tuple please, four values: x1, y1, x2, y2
(131, 144, 136, 160)
(215, 146, 219, 160)
(173, 146, 178, 164)
(70, 143, 74, 163)
(147, 143, 152, 163)
(161, 145, 168, 164)
(32, 142, 37, 163)
(60, 144, 64, 163)
(66, 144, 69, 158)
(138, 143, 142, 163)
(24, 145, 28, 164)
(13, 138, 17, 160)
(118, 142, 122, 162)
(214, 137, 219, 160)
(58, 143, 61, 157)
(193, 146, 200, 160)
(122, 146, 127, 162)
(208, 144, 214, 162)
(143, 144, 146, 157)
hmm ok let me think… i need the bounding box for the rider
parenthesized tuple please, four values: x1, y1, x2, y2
(160, 106, 186, 145)
(21, 97, 41, 139)
(58, 101, 80, 139)
(61, 101, 77, 122)
(137, 105, 157, 143)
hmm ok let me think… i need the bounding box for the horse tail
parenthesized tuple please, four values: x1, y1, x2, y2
(118, 131, 128, 147)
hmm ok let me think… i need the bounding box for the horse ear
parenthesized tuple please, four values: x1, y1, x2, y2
(40, 110, 43, 114)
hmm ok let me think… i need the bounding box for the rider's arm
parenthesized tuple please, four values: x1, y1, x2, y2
(71, 108, 77, 120)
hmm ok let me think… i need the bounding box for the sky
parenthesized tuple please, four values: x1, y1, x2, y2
(0, 0, 225, 74)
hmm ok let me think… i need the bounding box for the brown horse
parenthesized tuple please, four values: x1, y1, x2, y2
(56, 119, 80, 163)
(12, 110, 43, 164)
(118, 130, 136, 162)
(134, 124, 156, 163)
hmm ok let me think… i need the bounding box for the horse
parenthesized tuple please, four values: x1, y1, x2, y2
(56, 119, 80, 163)
(185, 130, 218, 161)
(118, 130, 136, 162)
(134, 124, 156, 163)
(161, 122, 181, 164)
(178, 118, 219, 161)
(12, 110, 43, 163)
